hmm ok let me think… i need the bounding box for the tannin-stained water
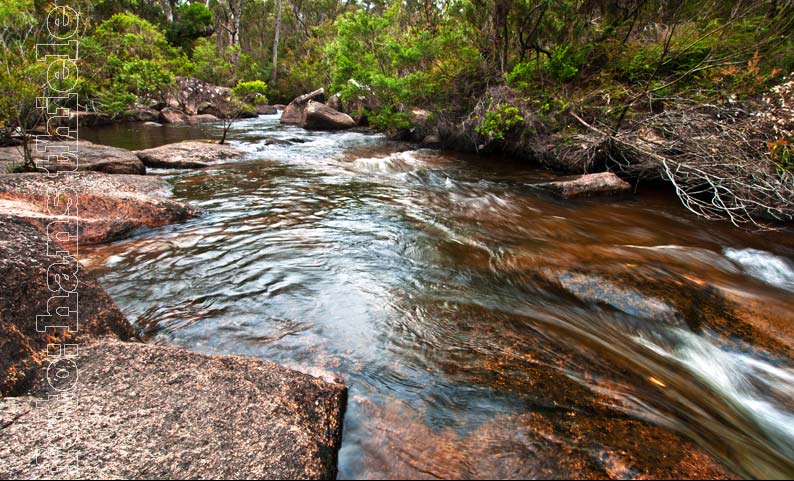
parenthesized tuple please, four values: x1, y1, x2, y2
(81, 114, 794, 479)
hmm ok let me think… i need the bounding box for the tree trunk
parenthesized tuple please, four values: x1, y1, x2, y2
(233, 0, 243, 48)
(272, 0, 282, 84)
(163, 0, 174, 23)
(493, 0, 512, 74)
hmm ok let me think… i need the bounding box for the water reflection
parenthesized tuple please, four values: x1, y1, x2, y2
(82, 115, 794, 478)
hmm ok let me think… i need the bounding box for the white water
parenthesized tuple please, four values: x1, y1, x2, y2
(724, 248, 794, 292)
(641, 328, 794, 458)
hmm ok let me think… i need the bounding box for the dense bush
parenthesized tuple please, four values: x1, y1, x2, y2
(167, 3, 214, 52)
(81, 13, 185, 114)
(232, 80, 269, 105)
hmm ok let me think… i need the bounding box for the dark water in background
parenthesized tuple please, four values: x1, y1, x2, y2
(81, 115, 794, 479)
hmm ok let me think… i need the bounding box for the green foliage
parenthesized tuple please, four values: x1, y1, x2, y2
(506, 61, 539, 91)
(769, 138, 794, 174)
(544, 46, 582, 82)
(118, 60, 175, 98)
(232, 80, 269, 105)
(368, 107, 411, 131)
(167, 3, 214, 52)
(93, 0, 166, 24)
(326, 7, 483, 127)
(0, 0, 34, 29)
(476, 103, 524, 142)
(97, 90, 138, 116)
(192, 37, 233, 85)
(192, 37, 265, 87)
(90, 12, 176, 61)
(81, 13, 182, 114)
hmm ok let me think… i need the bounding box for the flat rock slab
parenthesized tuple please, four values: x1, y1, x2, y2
(0, 172, 197, 246)
(536, 172, 632, 198)
(136, 141, 245, 169)
(0, 216, 137, 397)
(0, 140, 145, 175)
(0, 340, 347, 480)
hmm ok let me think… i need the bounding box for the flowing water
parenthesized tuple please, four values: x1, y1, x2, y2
(81, 115, 794, 479)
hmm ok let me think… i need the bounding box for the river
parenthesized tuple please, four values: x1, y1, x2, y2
(81, 114, 794, 479)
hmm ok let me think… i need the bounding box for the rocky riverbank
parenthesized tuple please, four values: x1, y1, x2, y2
(0, 136, 348, 478)
(0, 172, 196, 247)
(0, 214, 347, 479)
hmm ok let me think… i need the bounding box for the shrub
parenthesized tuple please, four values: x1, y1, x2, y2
(167, 3, 214, 52)
(476, 103, 524, 141)
(544, 46, 582, 82)
(506, 61, 539, 91)
(232, 80, 268, 105)
(81, 13, 181, 113)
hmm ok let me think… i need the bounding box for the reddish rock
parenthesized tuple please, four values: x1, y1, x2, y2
(0, 140, 145, 175)
(281, 88, 326, 125)
(0, 216, 137, 397)
(0, 172, 196, 247)
(256, 104, 278, 115)
(159, 107, 188, 124)
(135, 141, 244, 169)
(163, 77, 256, 119)
(186, 114, 220, 124)
(326, 93, 342, 111)
(0, 340, 347, 479)
(537, 172, 632, 198)
(303, 101, 356, 131)
(126, 107, 161, 122)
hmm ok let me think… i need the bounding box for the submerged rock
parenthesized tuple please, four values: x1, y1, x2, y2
(303, 101, 356, 131)
(0, 140, 145, 175)
(0, 216, 137, 397)
(281, 88, 326, 125)
(0, 172, 196, 247)
(535, 172, 632, 198)
(135, 141, 244, 169)
(353, 390, 733, 479)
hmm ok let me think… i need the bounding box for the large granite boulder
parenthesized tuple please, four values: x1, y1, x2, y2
(135, 141, 244, 169)
(0, 140, 145, 175)
(0, 340, 347, 479)
(281, 88, 326, 125)
(0, 172, 196, 247)
(0, 216, 137, 397)
(0, 217, 348, 479)
(303, 101, 356, 131)
(256, 104, 278, 115)
(162, 77, 256, 119)
(159, 107, 189, 125)
(535, 172, 632, 198)
(126, 107, 161, 123)
(167, 76, 232, 116)
(62, 110, 114, 128)
(186, 114, 220, 124)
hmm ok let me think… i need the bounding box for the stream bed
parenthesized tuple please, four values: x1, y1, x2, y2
(81, 114, 794, 479)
